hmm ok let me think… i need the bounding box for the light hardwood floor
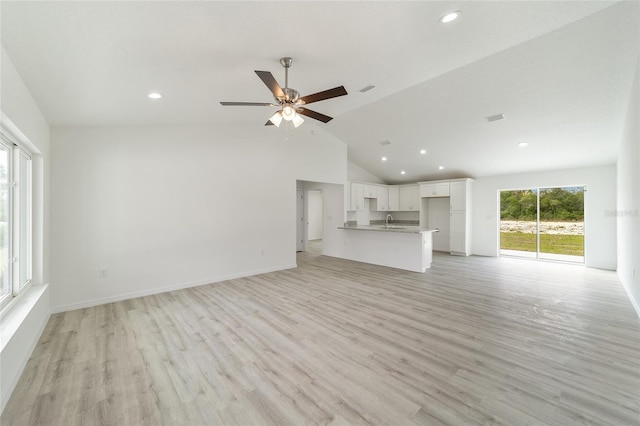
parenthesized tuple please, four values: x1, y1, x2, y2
(3, 252, 639, 425)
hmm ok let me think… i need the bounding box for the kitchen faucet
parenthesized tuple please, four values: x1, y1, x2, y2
(385, 214, 393, 228)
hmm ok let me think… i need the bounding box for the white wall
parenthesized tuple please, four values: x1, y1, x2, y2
(50, 124, 346, 311)
(348, 160, 385, 184)
(0, 48, 51, 413)
(472, 165, 617, 270)
(307, 190, 323, 240)
(617, 56, 640, 317)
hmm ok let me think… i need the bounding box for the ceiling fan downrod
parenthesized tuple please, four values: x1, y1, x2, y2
(280, 57, 292, 90)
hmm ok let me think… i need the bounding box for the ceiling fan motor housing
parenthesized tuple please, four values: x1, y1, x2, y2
(278, 88, 300, 105)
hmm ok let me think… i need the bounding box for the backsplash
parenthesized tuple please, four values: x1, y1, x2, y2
(345, 219, 419, 226)
(347, 210, 420, 227)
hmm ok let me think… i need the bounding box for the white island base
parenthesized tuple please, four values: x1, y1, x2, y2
(337, 226, 436, 273)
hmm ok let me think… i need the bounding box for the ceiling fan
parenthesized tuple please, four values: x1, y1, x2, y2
(220, 57, 348, 128)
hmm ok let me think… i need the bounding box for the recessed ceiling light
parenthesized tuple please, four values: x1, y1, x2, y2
(381, 157, 387, 161)
(438, 166, 444, 170)
(440, 11, 461, 23)
(400, 171, 406, 175)
(148, 92, 163, 99)
(518, 142, 529, 147)
(420, 149, 427, 155)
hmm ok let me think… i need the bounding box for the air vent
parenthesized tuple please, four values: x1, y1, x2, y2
(359, 85, 376, 93)
(486, 113, 505, 122)
(379, 140, 391, 146)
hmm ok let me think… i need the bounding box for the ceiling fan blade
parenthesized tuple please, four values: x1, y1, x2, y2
(264, 120, 274, 126)
(299, 86, 348, 105)
(297, 108, 333, 123)
(255, 71, 285, 99)
(220, 102, 276, 106)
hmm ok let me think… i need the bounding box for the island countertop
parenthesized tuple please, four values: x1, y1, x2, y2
(338, 224, 438, 234)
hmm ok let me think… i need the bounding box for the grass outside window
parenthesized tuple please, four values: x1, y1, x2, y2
(500, 232, 584, 256)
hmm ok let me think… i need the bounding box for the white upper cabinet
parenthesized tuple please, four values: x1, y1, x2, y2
(450, 181, 467, 211)
(420, 183, 450, 198)
(377, 186, 389, 211)
(388, 186, 400, 211)
(364, 185, 378, 199)
(350, 182, 365, 210)
(399, 185, 420, 211)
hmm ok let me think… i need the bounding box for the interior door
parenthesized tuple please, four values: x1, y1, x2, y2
(296, 190, 304, 252)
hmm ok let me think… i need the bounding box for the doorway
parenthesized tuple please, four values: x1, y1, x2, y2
(499, 186, 585, 263)
(296, 190, 304, 252)
(306, 190, 323, 255)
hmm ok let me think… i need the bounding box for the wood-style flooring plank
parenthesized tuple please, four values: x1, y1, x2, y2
(2, 252, 639, 425)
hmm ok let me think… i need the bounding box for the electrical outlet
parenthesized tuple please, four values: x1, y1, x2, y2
(260, 249, 264, 256)
(98, 268, 108, 278)
(633, 268, 637, 278)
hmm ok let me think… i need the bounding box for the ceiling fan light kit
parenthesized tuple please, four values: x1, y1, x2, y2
(221, 57, 348, 128)
(292, 114, 304, 128)
(269, 111, 283, 127)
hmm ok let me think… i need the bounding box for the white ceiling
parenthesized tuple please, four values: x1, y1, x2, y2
(1, 1, 638, 183)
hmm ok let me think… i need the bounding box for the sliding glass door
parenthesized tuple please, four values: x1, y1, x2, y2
(500, 186, 584, 263)
(538, 187, 585, 262)
(499, 189, 538, 258)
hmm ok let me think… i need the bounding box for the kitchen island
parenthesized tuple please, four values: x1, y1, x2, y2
(337, 225, 437, 272)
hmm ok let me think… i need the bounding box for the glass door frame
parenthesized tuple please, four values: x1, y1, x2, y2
(499, 185, 585, 263)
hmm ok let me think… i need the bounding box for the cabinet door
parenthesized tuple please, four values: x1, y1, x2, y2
(399, 186, 410, 210)
(351, 183, 365, 210)
(450, 181, 466, 211)
(399, 185, 419, 211)
(421, 183, 450, 197)
(377, 186, 389, 211)
(411, 185, 420, 210)
(364, 185, 378, 199)
(435, 183, 450, 197)
(450, 210, 467, 254)
(388, 186, 399, 211)
(420, 184, 436, 198)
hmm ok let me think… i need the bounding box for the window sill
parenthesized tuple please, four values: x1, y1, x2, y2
(0, 284, 48, 353)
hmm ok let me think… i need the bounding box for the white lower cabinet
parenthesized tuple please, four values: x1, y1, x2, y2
(450, 210, 468, 255)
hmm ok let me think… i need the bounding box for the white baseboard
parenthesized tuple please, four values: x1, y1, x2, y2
(51, 264, 297, 314)
(619, 272, 640, 320)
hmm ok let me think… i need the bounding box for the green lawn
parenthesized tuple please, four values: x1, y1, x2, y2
(500, 232, 584, 256)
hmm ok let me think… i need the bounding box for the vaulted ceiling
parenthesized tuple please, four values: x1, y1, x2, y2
(2, 1, 638, 183)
